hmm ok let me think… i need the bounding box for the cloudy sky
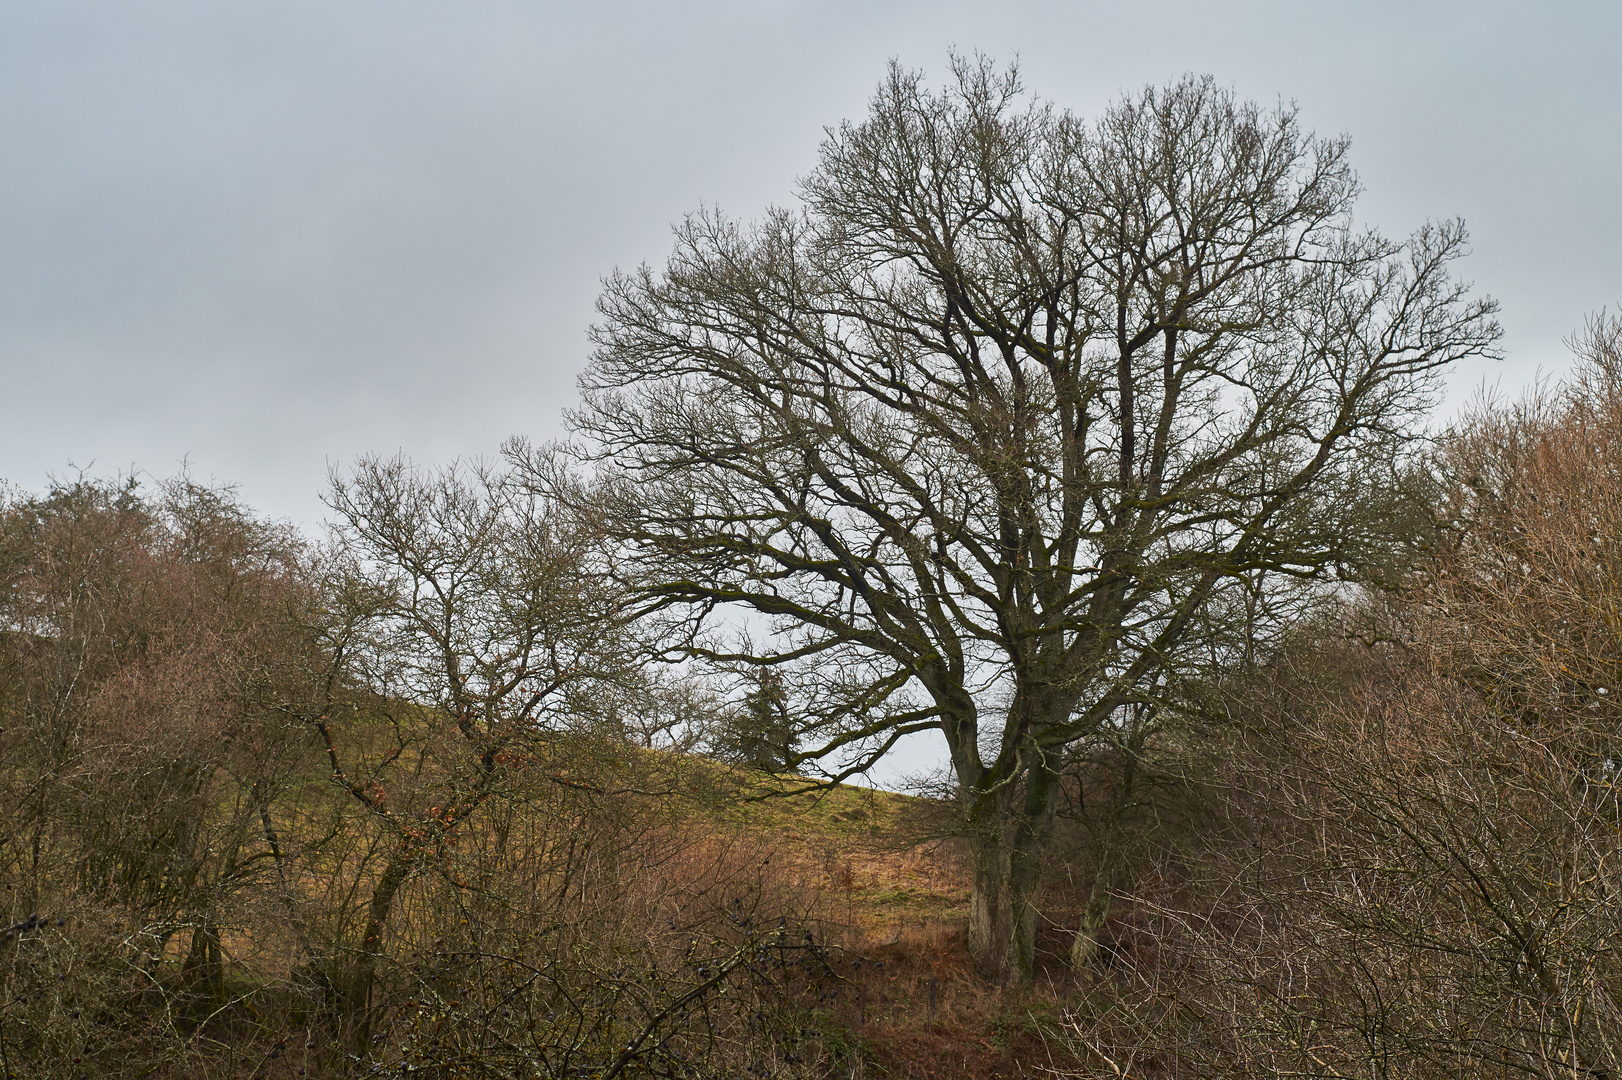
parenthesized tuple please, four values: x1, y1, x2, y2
(3, 1, 1619, 529)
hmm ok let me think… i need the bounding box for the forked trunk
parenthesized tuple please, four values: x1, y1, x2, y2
(965, 757, 1060, 988)
(181, 915, 225, 1004)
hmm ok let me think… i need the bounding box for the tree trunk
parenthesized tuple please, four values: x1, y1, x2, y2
(348, 848, 413, 1051)
(1071, 742, 1139, 969)
(1069, 836, 1121, 969)
(966, 824, 1011, 983)
(181, 915, 224, 1004)
(965, 754, 1060, 988)
(1006, 758, 1058, 985)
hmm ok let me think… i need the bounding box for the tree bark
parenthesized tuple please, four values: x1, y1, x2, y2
(965, 748, 1061, 987)
(348, 848, 413, 1051)
(965, 778, 1012, 981)
(181, 915, 224, 1004)
(1071, 732, 1140, 968)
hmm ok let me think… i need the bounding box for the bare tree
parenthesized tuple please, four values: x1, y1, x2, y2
(1074, 628, 1622, 1079)
(0, 466, 865, 1077)
(0, 473, 324, 1075)
(309, 454, 647, 1046)
(567, 57, 1501, 983)
(1059, 319, 1622, 1076)
(1420, 311, 1622, 736)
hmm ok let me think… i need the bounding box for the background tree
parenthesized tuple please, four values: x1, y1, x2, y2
(308, 454, 642, 1045)
(568, 58, 1501, 982)
(301, 454, 855, 1075)
(0, 476, 314, 973)
(1058, 317, 1622, 1077)
(0, 474, 324, 1071)
(710, 667, 800, 771)
(1420, 311, 1622, 735)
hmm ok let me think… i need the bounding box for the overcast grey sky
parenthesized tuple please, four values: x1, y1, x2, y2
(3, 1, 1619, 528)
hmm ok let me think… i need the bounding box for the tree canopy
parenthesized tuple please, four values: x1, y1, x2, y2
(569, 59, 1502, 982)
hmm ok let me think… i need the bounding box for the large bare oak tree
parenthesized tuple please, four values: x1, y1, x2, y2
(569, 59, 1500, 983)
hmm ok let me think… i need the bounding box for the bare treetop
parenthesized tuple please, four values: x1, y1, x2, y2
(568, 59, 1502, 982)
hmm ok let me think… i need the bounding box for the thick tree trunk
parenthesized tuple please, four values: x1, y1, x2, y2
(965, 754, 1060, 988)
(966, 825, 1011, 983)
(1007, 758, 1057, 984)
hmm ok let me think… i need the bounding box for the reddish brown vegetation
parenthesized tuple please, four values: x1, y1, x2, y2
(4, 318, 1621, 1078)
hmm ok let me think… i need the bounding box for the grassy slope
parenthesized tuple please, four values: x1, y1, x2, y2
(706, 771, 1085, 1080)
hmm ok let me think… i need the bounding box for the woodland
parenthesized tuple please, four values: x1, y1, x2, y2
(3, 61, 1621, 1079)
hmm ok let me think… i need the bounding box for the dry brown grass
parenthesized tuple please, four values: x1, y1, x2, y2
(2, 745, 1089, 1079)
(693, 773, 1088, 1078)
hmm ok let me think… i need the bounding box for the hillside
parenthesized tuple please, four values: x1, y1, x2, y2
(693, 770, 1089, 1079)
